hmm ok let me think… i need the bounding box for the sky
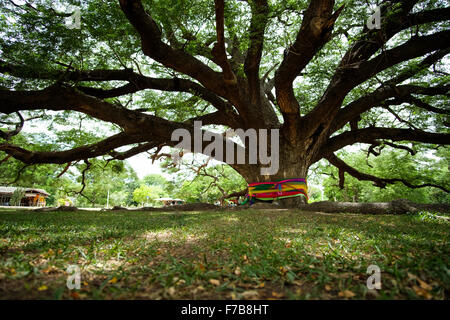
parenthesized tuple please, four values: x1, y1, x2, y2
(125, 153, 166, 179)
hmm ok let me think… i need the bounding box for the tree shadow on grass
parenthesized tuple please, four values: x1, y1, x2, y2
(0, 209, 448, 299)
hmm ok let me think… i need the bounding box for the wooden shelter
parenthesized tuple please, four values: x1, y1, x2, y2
(0, 186, 50, 207)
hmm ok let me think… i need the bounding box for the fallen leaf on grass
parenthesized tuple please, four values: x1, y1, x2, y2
(209, 279, 220, 286)
(413, 286, 432, 299)
(42, 266, 58, 274)
(324, 285, 332, 291)
(272, 291, 284, 298)
(338, 290, 355, 298)
(172, 277, 185, 286)
(407, 272, 417, 281)
(108, 277, 118, 284)
(167, 287, 176, 297)
(417, 279, 432, 291)
(279, 266, 289, 275)
(69, 292, 80, 299)
(197, 263, 206, 272)
(290, 277, 302, 285)
(241, 290, 258, 299)
(38, 285, 48, 291)
(193, 286, 205, 294)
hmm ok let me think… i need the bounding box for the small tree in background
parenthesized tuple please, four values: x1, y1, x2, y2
(10, 188, 25, 206)
(133, 185, 166, 206)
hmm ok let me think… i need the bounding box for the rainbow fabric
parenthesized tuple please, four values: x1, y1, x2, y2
(241, 178, 308, 205)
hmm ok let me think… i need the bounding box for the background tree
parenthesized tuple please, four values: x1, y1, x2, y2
(142, 174, 168, 188)
(132, 184, 166, 206)
(316, 147, 450, 203)
(165, 160, 247, 203)
(0, 0, 449, 207)
(10, 187, 25, 206)
(72, 159, 139, 207)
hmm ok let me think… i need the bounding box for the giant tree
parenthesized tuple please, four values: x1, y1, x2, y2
(0, 0, 449, 207)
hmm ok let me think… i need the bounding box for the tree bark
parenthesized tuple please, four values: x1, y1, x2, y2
(298, 199, 450, 215)
(232, 138, 310, 208)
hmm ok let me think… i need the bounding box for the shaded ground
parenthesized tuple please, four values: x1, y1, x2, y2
(0, 208, 448, 299)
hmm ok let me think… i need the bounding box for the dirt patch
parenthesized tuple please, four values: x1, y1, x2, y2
(136, 203, 221, 212)
(34, 206, 78, 212)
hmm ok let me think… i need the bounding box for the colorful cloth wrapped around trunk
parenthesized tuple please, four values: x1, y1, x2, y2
(241, 178, 308, 205)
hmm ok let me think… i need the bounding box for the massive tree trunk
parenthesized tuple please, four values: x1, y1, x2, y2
(232, 137, 311, 207)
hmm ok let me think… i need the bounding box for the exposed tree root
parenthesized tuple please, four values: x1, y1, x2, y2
(34, 206, 78, 212)
(32, 200, 449, 217)
(297, 199, 450, 215)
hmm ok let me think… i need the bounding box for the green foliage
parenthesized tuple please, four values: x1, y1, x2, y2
(307, 184, 323, 202)
(410, 211, 446, 222)
(169, 164, 246, 203)
(142, 174, 168, 188)
(10, 188, 25, 206)
(56, 198, 72, 206)
(74, 159, 139, 207)
(0, 146, 140, 207)
(132, 184, 166, 205)
(0, 0, 448, 205)
(316, 148, 450, 204)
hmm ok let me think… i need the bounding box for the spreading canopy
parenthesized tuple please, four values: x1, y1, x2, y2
(0, 0, 449, 198)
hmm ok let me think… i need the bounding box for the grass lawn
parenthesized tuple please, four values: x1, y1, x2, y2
(0, 208, 448, 300)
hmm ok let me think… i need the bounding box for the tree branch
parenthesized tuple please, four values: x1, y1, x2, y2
(0, 112, 24, 140)
(0, 132, 142, 164)
(109, 142, 161, 160)
(118, 0, 227, 97)
(212, 0, 237, 85)
(329, 84, 449, 134)
(302, 2, 450, 140)
(244, 0, 269, 102)
(0, 61, 236, 117)
(386, 48, 450, 86)
(326, 153, 449, 193)
(320, 127, 450, 157)
(274, 0, 343, 139)
(356, 30, 450, 85)
(0, 85, 246, 166)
